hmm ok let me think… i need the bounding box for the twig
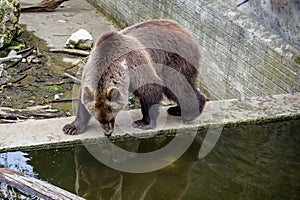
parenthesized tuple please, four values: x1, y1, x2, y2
(53, 34, 70, 36)
(30, 81, 65, 87)
(64, 72, 82, 84)
(17, 47, 34, 55)
(1, 83, 24, 88)
(6, 47, 36, 69)
(237, 0, 249, 7)
(9, 74, 28, 84)
(49, 48, 90, 56)
(0, 119, 25, 123)
(0, 55, 22, 63)
(50, 98, 78, 103)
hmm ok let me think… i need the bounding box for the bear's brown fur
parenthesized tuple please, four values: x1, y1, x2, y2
(63, 19, 206, 136)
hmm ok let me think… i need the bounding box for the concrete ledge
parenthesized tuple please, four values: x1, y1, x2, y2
(0, 93, 299, 152)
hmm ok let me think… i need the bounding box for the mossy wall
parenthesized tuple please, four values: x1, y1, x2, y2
(0, 0, 21, 49)
(89, 0, 300, 100)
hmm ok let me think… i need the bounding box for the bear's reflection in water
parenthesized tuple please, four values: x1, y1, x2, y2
(74, 137, 201, 200)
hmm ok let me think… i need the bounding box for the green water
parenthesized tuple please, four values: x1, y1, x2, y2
(0, 120, 299, 200)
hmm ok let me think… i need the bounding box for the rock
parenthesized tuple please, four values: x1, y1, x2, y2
(0, 0, 22, 49)
(26, 55, 41, 64)
(65, 29, 93, 50)
(7, 50, 18, 57)
(0, 64, 8, 85)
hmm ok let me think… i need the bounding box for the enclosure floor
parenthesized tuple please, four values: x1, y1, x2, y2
(2, 1, 299, 151)
(19, 0, 115, 48)
(0, 93, 299, 151)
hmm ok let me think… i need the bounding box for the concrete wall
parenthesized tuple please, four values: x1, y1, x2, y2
(89, 0, 300, 100)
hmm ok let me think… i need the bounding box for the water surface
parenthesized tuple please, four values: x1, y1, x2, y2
(0, 119, 299, 199)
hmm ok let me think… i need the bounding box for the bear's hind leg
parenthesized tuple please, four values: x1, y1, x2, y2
(164, 86, 206, 121)
(133, 100, 158, 129)
(167, 105, 181, 116)
(163, 87, 181, 116)
(133, 85, 163, 130)
(181, 86, 206, 122)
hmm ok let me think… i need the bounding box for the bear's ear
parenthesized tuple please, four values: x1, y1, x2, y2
(83, 87, 94, 102)
(106, 87, 120, 102)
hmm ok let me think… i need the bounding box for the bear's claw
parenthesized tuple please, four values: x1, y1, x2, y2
(133, 119, 155, 130)
(63, 123, 79, 135)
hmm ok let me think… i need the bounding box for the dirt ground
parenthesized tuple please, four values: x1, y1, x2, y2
(0, 0, 117, 116)
(0, 28, 82, 114)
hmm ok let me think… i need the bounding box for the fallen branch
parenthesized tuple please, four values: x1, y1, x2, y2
(30, 81, 65, 87)
(50, 98, 78, 103)
(1, 83, 24, 88)
(49, 48, 90, 57)
(64, 72, 81, 84)
(17, 47, 35, 55)
(0, 55, 22, 63)
(21, 0, 69, 12)
(0, 105, 67, 122)
(0, 168, 84, 200)
(9, 74, 28, 84)
(0, 119, 25, 123)
(6, 47, 36, 69)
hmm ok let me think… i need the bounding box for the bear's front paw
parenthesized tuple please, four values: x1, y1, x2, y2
(133, 119, 155, 130)
(63, 122, 80, 135)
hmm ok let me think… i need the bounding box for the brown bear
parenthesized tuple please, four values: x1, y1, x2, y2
(63, 19, 206, 136)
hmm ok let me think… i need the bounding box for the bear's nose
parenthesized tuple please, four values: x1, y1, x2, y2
(103, 129, 113, 137)
(99, 119, 115, 137)
(100, 122, 114, 137)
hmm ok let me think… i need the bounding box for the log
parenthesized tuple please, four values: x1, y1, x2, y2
(0, 168, 85, 199)
(49, 48, 90, 56)
(0, 119, 25, 123)
(21, 0, 69, 12)
(0, 105, 67, 121)
(0, 55, 22, 63)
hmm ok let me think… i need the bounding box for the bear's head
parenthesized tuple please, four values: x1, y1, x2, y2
(82, 86, 128, 136)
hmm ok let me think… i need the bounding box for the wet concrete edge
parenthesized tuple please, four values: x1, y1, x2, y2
(0, 92, 299, 152)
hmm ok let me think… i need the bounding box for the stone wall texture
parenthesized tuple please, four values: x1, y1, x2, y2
(238, 0, 300, 50)
(89, 0, 300, 100)
(0, 0, 21, 49)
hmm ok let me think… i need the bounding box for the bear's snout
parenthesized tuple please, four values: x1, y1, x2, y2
(99, 119, 115, 137)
